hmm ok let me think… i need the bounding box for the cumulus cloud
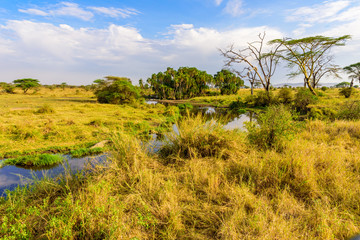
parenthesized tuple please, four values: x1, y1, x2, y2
(0, 20, 283, 84)
(223, 0, 244, 17)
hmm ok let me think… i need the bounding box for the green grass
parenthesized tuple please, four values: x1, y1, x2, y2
(1, 154, 63, 167)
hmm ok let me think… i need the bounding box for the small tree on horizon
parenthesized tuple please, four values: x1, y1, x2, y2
(343, 62, 360, 88)
(13, 78, 40, 93)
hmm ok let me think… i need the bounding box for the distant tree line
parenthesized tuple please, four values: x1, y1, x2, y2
(146, 67, 244, 100)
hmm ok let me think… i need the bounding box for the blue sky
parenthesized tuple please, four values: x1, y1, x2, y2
(0, 0, 359, 85)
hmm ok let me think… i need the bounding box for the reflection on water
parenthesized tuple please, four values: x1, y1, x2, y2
(0, 154, 107, 196)
(145, 104, 256, 153)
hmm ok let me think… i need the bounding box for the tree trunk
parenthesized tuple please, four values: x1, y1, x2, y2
(350, 79, 354, 88)
(306, 79, 317, 95)
(250, 82, 254, 95)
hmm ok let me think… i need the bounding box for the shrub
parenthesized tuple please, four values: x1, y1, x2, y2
(229, 98, 246, 111)
(277, 88, 293, 104)
(293, 88, 318, 114)
(339, 87, 354, 98)
(177, 103, 193, 112)
(0, 82, 15, 94)
(35, 104, 55, 114)
(246, 105, 295, 150)
(160, 115, 239, 162)
(245, 91, 277, 107)
(94, 77, 141, 104)
(321, 86, 328, 91)
(337, 100, 360, 120)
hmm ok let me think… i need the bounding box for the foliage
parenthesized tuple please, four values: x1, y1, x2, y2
(246, 105, 295, 150)
(0, 82, 15, 94)
(335, 81, 351, 88)
(94, 76, 141, 104)
(277, 87, 293, 104)
(13, 78, 41, 93)
(293, 88, 318, 113)
(343, 62, 360, 87)
(337, 100, 360, 120)
(147, 67, 213, 99)
(321, 86, 328, 91)
(270, 35, 350, 94)
(213, 69, 244, 95)
(245, 90, 277, 107)
(160, 114, 237, 161)
(339, 87, 355, 98)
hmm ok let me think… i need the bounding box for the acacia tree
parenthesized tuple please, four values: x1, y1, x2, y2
(343, 62, 360, 88)
(220, 32, 283, 93)
(13, 78, 40, 93)
(270, 35, 350, 95)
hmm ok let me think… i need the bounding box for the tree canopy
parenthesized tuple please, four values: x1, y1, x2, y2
(270, 35, 351, 95)
(213, 69, 244, 95)
(13, 78, 40, 93)
(147, 67, 213, 100)
(343, 62, 360, 88)
(93, 76, 140, 104)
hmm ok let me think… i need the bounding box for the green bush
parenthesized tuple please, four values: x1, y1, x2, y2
(339, 87, 354, 98)
(321, 86, 329, 91)
(277, 88, 293, 104)
(337, 100, 360, 120)
(94, 77, 141, 104)
(245, 91, 277, 107)
(245, 105, 295, 150)
(293, 88, 318, 114)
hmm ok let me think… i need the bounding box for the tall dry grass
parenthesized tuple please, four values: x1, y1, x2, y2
(1, 115, 360, 239)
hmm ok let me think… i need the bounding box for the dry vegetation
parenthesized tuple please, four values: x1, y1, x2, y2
(1, 114, 360, 239)
(1, 86, 360, 239)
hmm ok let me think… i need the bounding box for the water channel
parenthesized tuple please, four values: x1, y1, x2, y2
(0, 102, 254, 196)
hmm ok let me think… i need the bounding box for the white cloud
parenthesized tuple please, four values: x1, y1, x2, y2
(88, 6, 139, 18)
(19, 8, 49, 16)
(286, 0, 351, 23)
(215, 0, 224, 6)
(223, 0, 244, 17)
(52, 2, 93, 21)
(0, 20, 284, 84)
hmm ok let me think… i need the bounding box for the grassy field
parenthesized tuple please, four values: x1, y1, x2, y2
(1, 86, 360, 239)
(0, 87, 174, 159)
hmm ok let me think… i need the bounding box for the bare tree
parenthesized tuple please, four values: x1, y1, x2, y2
(220, 32, 283, 93)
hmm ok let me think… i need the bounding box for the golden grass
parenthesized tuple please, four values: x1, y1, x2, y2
(1, 116, 360, 239)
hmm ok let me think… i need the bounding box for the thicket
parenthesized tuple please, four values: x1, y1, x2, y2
(94, 76, 141, 104)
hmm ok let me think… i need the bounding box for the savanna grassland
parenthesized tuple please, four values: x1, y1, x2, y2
(0, 87, 172, 160)
(1, 85, 360, 239)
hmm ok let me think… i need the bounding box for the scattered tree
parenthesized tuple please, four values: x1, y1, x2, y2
(213, 69, 244, 95)
(93, 76, 140, 104)
(0, 82, 15, 94)
(221, 32, 283, 93)
(270, 35, 351, 95)
(13, 78, 40, 93)
(343, 62, 360, 88)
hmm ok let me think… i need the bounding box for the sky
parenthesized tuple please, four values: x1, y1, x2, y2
(0, 0, 359, 85)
